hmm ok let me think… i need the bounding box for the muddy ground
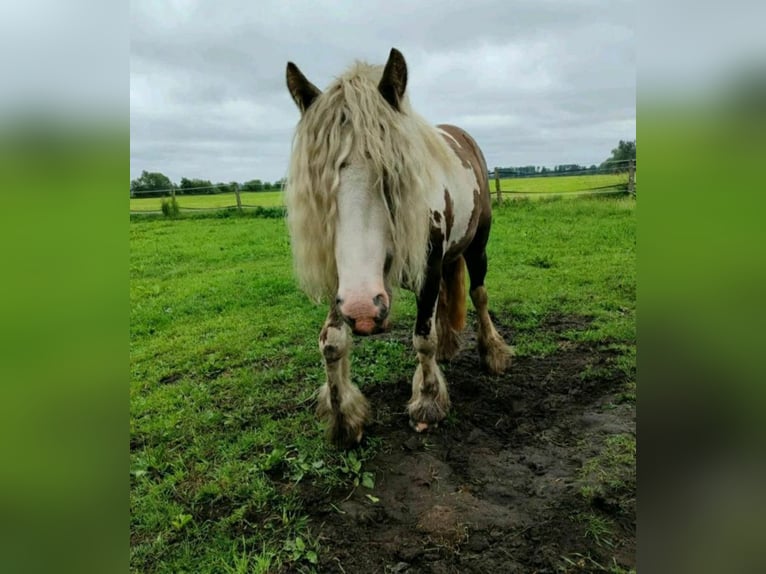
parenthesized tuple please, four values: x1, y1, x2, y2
(297, 314, 635, 573)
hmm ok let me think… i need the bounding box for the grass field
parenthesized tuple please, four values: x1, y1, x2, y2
(129, 173, 628, 213)
(130, 196, 636, 572)
(129, 190, 284, 212)
(497, 172, 627, 194)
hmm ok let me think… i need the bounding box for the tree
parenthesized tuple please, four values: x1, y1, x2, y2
(241, 179, 264, 192)
(263, 181, 272, 191)
(179, 177, 214, 195)
(602, 140, 636, 170)
(130, 170, 174, 197)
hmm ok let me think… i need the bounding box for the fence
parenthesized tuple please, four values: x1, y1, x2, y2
(129, 187, 285, 214)
(488, 159, 636, 202)
(130, 160, 636, 214)
(490, 158, 636, 203)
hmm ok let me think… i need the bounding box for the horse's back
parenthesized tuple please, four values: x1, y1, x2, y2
(432, 124, 493, 260)
(436, 124, 490, 197)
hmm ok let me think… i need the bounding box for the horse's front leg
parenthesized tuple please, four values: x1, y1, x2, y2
(408, 258, 450, 432)
(316, 305, 370, 448)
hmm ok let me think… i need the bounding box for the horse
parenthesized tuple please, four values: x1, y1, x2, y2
(284, 48, 511, 448)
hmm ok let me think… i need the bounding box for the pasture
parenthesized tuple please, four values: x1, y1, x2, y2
(128, 172, 629, 214)
(129, 190, 284, 212)
(130, 196, 636, 573)
(497, 172, 627, 194)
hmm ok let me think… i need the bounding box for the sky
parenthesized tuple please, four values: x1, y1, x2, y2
(130, 0, 636, 185)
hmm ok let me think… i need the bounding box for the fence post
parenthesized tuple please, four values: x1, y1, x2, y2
(234, 184, 242, 211)
(627, 159, 636, 195)
(494, 167, 502, 204)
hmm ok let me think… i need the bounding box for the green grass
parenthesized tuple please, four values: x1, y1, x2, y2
(130, 196, 635, 572)
(130, 190, 284, 212)
(497, 173, 628, 194)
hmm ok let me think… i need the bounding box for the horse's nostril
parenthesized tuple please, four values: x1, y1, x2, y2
(335, 295, 343, 306)
(372, 293, 385, 308)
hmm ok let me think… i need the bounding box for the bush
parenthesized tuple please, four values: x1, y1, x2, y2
(160, 196, 180, 217)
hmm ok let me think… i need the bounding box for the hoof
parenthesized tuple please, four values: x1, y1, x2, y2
(407, 397, 448, 432)
(316, 383, 370, 449)
(479, 334, 513, 375)
(409, 419, 439, 433)
(329, 421, 365, 449)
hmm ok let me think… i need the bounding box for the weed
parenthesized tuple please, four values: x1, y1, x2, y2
(160, 195, 180, 217)
(283, 535, 318, 567)
(577, 512, 614, 547)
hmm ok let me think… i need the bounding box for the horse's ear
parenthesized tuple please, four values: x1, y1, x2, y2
(378, 48, 407, 111)
(286, 62, 321, 114)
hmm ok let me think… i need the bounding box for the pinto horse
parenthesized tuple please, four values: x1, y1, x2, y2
(285, 48, 511, 447)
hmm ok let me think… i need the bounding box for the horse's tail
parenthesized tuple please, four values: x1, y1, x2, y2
(444, 255, 467, 332)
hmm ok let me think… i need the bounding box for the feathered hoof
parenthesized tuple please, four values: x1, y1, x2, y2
(327, 416, 366, 449)
(407, 366, 450, 432)
(316, 384, 370, 449)
(479, 334, 513, 375)
(409, 418, 439, 433)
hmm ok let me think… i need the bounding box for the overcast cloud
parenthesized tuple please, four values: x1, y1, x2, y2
(130, 0, 635, 184)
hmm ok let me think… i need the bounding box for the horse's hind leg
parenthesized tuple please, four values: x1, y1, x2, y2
(316, 306, 370, 448)
(464, 238, 512, 374)
(435, 257, 466, 362)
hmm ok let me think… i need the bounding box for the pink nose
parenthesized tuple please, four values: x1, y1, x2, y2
(337, 292, 389, 335)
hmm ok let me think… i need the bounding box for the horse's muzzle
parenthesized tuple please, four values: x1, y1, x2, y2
(339, 294, 390, 336)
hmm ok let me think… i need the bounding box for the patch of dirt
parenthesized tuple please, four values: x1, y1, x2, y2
(301, 314, 635, 573)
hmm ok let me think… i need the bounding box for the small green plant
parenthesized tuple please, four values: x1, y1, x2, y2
(526, 254, 555, 268)
(578, 512, 614, 547)
(221, 541, 276, 574)
(170, 512, 192, 531)
(160, 196, 180, 217)
(339, 450, 375, 489)
(284, 536, 318, 566)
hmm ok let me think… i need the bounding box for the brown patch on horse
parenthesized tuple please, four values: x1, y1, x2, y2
(438, 124, 490, 196)
(445, 188, 483, 261)
(438, 124, 493, 260)
(415, 223, 446, 338)
(443, 188, 454, 241)
(319, 307, 344, 344)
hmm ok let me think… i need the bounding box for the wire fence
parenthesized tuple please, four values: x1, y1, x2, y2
(489, 159, 636, 201)
(129, 160, 636, 214)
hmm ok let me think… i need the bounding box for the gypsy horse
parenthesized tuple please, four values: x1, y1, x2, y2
(284, 48, 511, 447)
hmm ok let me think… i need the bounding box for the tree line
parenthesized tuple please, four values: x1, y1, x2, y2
(494, 139, 636, 178)
(132, 139, 635, 195)
(130, 172, 286, 198)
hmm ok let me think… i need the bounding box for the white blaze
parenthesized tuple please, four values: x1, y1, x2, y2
(335, 163, 391, 316)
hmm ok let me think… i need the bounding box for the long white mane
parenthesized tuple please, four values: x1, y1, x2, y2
(284, 61, 455, 302)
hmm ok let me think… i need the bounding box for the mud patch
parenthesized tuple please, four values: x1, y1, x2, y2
(302, 315, 635, 573)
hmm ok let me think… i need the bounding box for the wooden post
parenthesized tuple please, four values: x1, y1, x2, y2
(234, 184, 242, 211)
(494, 167, 502, 203)
(627, 159, 636, 195)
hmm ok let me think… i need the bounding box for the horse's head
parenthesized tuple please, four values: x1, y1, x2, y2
(285, 49, 430, 335)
